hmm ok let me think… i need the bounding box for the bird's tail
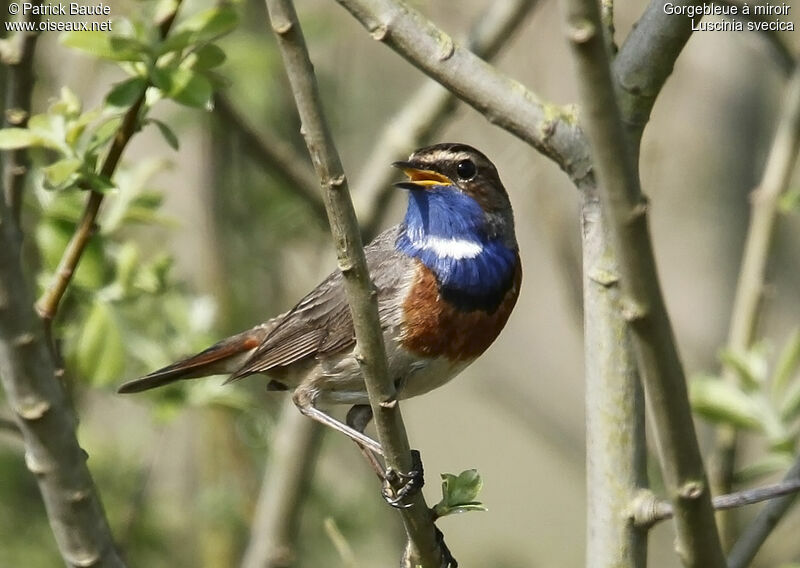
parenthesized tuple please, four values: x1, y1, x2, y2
(117, 324, 272, 394)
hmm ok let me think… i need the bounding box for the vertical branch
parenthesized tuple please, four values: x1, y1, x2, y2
(241, 401, 325, 568)
(560, 0, 725, 565)
(2, 0, 41, 229)
(0, 203, 125, 567)
(263, 0, 447, 565)
(715, 62, 800, 545)
(581, 187, 647, 567)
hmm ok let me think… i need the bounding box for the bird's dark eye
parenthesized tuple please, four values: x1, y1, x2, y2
(456, 159, 477, 180)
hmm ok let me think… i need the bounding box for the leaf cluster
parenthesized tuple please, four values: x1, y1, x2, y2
(691, 330, 800, 482)
(433, 469, 487, 519)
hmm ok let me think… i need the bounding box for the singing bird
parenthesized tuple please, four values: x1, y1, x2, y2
(119, 143, 521, 457)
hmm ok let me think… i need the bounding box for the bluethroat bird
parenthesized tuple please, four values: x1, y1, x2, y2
(119, 143, 521, 495)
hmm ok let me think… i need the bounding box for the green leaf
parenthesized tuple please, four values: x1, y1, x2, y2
(65, 108, 101, 146)
(106, 77, 147, 108)
(148, 118, 179, 150)
(191, 43, 227, 70)
(154, 66, 213, 108)
(690, 376, 764, 430)
(75, 300, 125, 385)
(42, 158, 82, 190)
(26, 113, 69, 152)
(35, 218, 73, 272)
(773, 329, 800, 396)
(36, 219, 106, 289)
(61, 31, 147, 62)
(780, 378, 800, 423)
(115, 242, 140, 293)
(433, 469, 487, 518)
(87, 116, 123, 154)
(0, 127, 44, 149)
(720, 345, 769, 391)
(180, 5, 238, 39)
(779, 187, 800, 213)
(49, 86, 82, 117)
(83, 171, 116, 193)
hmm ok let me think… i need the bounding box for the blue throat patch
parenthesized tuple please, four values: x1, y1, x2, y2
(396, 187, 516, 311)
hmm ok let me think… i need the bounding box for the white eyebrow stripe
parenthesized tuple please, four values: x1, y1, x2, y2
(419, 236, 484, 259)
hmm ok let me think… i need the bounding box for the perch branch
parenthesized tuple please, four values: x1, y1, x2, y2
(264, 0, 448, 565)
(561, 0, 725, 565)
(357, 0, 541, 238)
(213, 94, 328, 225)
(35, 5, 181, 326)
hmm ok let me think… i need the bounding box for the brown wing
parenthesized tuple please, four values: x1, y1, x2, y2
(227, 226, 413, 381)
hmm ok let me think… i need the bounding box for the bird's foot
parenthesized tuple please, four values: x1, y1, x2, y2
(382, 449, 424, 508)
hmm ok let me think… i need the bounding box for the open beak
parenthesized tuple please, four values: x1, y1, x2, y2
(392, 161, 453, 190)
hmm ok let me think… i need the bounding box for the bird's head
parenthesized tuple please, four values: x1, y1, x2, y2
(393, 143, 516, 247)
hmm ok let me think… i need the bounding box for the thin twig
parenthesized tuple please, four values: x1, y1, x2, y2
(713, 63, 800, 546)
(35, 5, 182, 326)
(241, 401, 325, 568)
(213, 94, 328, 225)
(728, 457, 800, 568)
(599, 0, 616, 55)
(561, 0, 725, 565)
(2, 0, 41, 230)
(632, 475, 800, 528)
(264, 0, 447, 565)
(357, 0, 541, 238)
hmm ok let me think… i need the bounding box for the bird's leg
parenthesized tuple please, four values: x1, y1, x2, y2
(346, 404, 385, 476)
(346, 403, 425, 509)
(291, 388, 384, 455)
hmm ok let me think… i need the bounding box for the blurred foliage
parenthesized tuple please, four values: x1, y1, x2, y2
(691, 330, 800, 483)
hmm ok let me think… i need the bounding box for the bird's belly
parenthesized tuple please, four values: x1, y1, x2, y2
(301, 348, 470, 406)
(396, 356, 472, 399)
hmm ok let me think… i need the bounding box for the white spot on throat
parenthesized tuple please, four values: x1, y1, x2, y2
(418, 236, 484, 259)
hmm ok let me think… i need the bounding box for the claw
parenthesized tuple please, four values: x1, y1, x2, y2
(382, 449, 425, 509)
